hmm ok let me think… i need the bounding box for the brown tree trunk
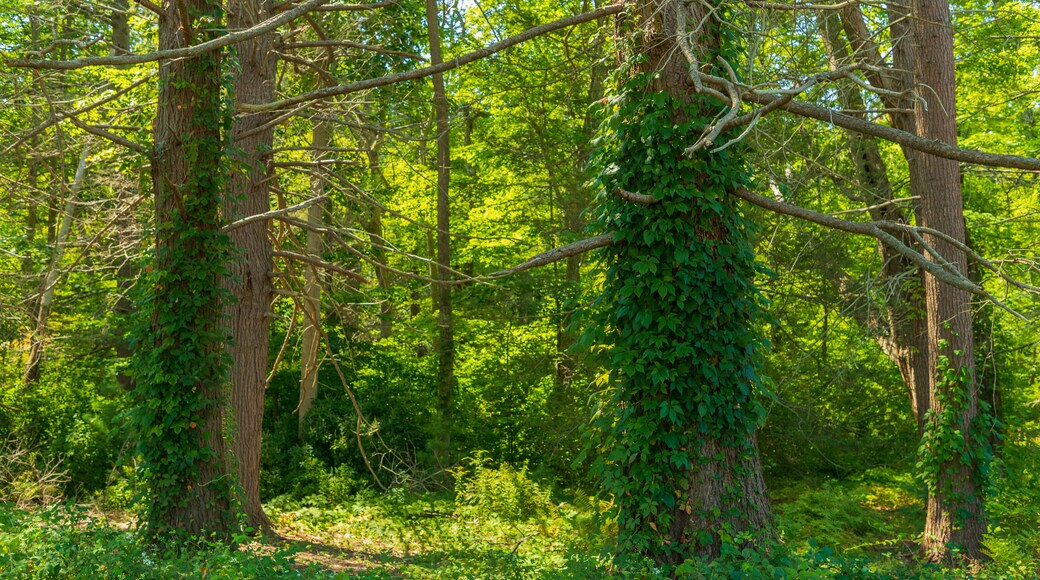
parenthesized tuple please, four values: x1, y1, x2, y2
(841, 2, 987, 561)
(110, 0, 130, 56)
(820, 13, 931, 433)
(224, 0, 277, 532)
(618, 0, 774, 562)
(299, 121, 327, 436)
(426, 0, 455, 471)
(911, 0, 986, 561)
(149, 0, 234, 536)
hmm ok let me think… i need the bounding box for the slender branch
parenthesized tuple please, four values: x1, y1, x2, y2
(8, 0, 331, 70)
(832, 196, 919, 215)
(280, 39, 426, 61)
(241, 3, 625, 113)
(730, 188, 1028, 319)
(222, 194, 328, 232)
(486, 234, 615, 278)
(65, 115, 147, 154)
(614, 188, 658, 204)
(134, 0, 164, 15)
(737, 87, 1040, 171)
(273, 249, 370, 283)
(5, 75, 154, 154)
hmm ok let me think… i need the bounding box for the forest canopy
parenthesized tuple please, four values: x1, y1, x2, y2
(0, 0, 1038, 577)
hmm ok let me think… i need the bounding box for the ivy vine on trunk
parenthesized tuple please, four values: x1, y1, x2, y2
(129, 0, 237, 541)
(589, 0, 774, 568)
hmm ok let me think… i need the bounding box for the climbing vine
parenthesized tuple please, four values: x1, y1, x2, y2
(915, 335, 995, 504)
(128, 0, 238, 541)
(586, 13, 772, 565)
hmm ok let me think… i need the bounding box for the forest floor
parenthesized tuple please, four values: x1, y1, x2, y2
(2, 470, 1038, 578)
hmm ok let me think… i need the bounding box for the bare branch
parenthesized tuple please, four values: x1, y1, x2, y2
(614, 188, 658, 204)
(8, 0, 331, 70)
(222, 194, 328, 232)
(65, 115, 147, 154)
(5, 75, 154, 154)
(134, 0, 164, 15)
(486, 234, 615, 278)
(241, 4, 625, 113)
(730, 188, 1028, 319)
(273, 249, 370, 283)
(279, 39, 426, 61)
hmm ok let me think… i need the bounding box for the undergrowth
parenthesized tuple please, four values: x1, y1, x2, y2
(1, 463, 1038, 578)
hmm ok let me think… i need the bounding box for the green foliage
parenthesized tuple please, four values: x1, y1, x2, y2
(0, 504, 322, 579)
(453, 457, 553, 524)
(915, 339, 995, 500)
(0, 363, 127, 495)
(587, 31, 771, 562)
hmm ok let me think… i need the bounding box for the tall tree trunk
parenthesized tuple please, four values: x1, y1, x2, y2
(299, 120, 328, 437)
(819, 13, 931, 433)
(841, 4, 987, 560)
(110, 0, 130, 56)
(359, 139, 394, 340)
(554, 57, 606, 392)
(144, 0, 235, 537)
(426, 0, 454, 471)
(24, 146, 88, 386)
(910, 0, 986, 562)
(224, 0, 277, 532)
(598, 0, 774, 565)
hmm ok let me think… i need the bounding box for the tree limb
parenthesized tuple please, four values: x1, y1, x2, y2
(241, 4, 625, 113)
(486, 234, 615, 278)
(273, 249, 370, 283)
(7, 0, 331, 70)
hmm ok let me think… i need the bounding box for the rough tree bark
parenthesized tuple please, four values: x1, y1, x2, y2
(224, 0, 278, 532)
(910, 0, 986, 562)
(148, 0, 235, 536)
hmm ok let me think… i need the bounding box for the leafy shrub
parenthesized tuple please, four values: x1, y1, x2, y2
(454, 457, 553, 524)
(0, 504, 324, 579)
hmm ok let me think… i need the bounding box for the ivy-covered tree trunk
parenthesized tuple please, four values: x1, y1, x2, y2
(224, 0, 277, 532)
(136, 0, 236, 538)
(593, 0, 774, 566)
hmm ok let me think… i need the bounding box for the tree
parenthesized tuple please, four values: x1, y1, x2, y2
(223, 0, 278, 532)
(134, 0, 237, 538)
(426, 0, 455, 471)
(907, 0, 987, 561)
(591, 0, 774, 564)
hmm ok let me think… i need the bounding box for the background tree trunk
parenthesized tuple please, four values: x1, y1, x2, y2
(224, 0, 278, 532)
(426, 0, 455, 472)
(299, 121, 328, 436)
(24, 146, 88, 386)
(820, 13, 931, 433)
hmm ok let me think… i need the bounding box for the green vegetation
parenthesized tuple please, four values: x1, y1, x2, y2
(1, 0, 1039, 576)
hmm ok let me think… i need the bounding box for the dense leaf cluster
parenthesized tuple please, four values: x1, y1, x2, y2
(588, 70, 771, 562)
